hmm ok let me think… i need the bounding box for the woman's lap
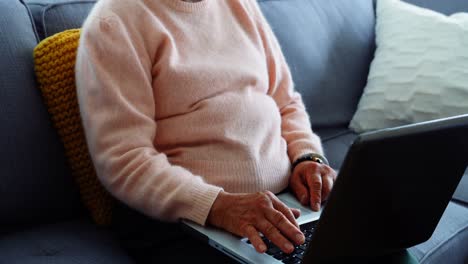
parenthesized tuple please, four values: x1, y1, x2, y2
(110, 204, 237, 263)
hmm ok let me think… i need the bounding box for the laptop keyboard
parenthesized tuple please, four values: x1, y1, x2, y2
(246, 221, 317, 264)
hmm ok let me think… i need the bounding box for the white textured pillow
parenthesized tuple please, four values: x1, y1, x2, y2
(349, 0, 468, 133)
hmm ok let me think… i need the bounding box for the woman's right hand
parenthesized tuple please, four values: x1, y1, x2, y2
(207, 191, 305, 254)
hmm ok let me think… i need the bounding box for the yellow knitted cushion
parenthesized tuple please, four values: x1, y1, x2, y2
(33, 29, 113, 226)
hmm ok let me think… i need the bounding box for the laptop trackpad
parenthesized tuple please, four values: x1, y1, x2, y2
(276, 193, 322, 225)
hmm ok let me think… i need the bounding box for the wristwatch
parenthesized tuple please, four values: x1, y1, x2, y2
(291, 153, 329, 173)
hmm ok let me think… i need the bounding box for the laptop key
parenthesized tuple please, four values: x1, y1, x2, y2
(266, 247, 281, 255)
(284, 257, 301, 264)
(273, 252, 285, 260)
(293, 248, 303, 255)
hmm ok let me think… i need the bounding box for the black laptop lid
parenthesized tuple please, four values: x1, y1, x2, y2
(304, 114, 468, 262)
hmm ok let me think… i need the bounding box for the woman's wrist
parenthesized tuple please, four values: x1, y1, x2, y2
(291, 153, 329, 173)
(207, 190, 230, 227)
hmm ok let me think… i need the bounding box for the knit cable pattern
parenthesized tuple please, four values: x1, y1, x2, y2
(33, 29, 113, 226)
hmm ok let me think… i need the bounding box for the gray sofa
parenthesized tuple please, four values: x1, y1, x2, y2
(0, 0, 467, 263)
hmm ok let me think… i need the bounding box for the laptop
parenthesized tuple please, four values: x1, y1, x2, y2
(183, 114, 468, 263)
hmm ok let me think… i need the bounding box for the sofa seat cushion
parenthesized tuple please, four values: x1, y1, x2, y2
(315, 127, 358, 170)
(453, 169, 468, 205)
(0, 219, 134, 264)
(409, 202, 468, 264)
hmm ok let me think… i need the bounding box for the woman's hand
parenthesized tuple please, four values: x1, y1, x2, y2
(289, 161, 337, 211)
(207, 191, 305, 254)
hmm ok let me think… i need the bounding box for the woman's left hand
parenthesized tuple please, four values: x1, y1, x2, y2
(289, 161, 337, 211)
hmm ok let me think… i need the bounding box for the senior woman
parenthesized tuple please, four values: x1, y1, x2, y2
(76, 0, 337, 261)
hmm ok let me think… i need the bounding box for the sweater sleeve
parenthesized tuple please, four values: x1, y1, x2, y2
(246, 2, 324, 162)
(75, 14, 222, 226)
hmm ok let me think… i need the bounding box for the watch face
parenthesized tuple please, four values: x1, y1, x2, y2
(313, 157, 323, 164)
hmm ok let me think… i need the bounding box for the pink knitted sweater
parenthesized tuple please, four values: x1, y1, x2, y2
(76, 0, 323, 226)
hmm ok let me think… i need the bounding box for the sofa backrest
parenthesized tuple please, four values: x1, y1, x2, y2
(23, 0, 468, 129)
(259, 0, 376, 130)
(25, 0, 377, 131)
(26, 0, 96, 40)
(0, 0, 82, 233)
(404, 0, 468, 15)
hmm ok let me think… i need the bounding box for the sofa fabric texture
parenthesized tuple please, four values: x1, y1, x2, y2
(258, 0, 376, 129)
(0, 0, 82, 232)
(0, 0, 466, 263)
(408, 202, 468, 263)
(402, 0, 468, 15)
(26, 0, 95, 40)
(454, 169, 468, 205)
(319, 129, 358, 170)
(0, 219, 134, 264)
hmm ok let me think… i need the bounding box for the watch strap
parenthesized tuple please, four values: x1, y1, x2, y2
(291, 153, 329, 172)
